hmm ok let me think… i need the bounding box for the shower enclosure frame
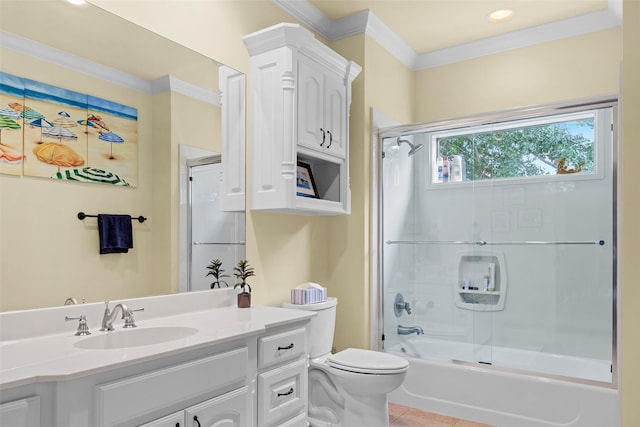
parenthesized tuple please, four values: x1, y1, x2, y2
(370, 95, 618, 388)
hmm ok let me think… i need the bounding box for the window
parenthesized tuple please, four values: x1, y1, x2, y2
(430, 110, 602, 184)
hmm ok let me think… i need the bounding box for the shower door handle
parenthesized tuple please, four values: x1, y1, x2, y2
(320, 128, 326, 147)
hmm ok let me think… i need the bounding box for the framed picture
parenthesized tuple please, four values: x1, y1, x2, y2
(296, 161, 318, 198)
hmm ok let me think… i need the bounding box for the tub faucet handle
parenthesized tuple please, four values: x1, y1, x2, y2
(394, 293, 412, 316)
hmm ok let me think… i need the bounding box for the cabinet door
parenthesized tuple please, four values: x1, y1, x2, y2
(323, 73, 347, 159)
(297, 55, 325, 153)
(0, 396, 40, 427)
(138, 411, 184, 427)
(185, 387, 249, 427)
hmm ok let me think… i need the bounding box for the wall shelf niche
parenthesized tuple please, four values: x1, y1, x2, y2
(455, 251, 507, 312)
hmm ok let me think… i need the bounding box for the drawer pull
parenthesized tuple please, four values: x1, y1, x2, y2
(277, 387, 294, 397)
(320, 128, 326, 147)
(277, 343, 294, 351)
(327, 130, 333, 148)
(193, 415, 201, 427)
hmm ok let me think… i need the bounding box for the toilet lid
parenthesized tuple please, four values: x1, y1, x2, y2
(327, 348, 409, 374)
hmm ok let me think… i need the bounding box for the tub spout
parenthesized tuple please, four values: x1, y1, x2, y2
(398, 325, 424, 335)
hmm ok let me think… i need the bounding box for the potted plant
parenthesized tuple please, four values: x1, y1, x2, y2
(234, 259, 255, 308)
(206, 259, 229, 289)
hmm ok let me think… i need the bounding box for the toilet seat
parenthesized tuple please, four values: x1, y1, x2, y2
(326, 348, 409, 375)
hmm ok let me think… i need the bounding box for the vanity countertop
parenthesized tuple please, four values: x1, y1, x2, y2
(0, 291, 314, 390)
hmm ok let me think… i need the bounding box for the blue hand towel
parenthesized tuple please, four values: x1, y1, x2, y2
(97, 214, 133, 254)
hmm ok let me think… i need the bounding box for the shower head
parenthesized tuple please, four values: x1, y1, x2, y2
(397, 138, 424, 157)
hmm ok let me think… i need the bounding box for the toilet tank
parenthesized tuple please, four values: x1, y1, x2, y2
(282, 297, 337, 359)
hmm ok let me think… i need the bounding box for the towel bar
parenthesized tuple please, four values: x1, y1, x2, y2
(77, 212, 147, 223)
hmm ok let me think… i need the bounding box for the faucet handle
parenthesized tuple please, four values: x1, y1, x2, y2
(65, 315, 91, 336)
(123, 308, 144, 328)
(394, 293, 412, 316)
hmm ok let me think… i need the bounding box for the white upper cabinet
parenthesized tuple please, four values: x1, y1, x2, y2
(243, 23, 361, 215)
(297, 55, 347, 159)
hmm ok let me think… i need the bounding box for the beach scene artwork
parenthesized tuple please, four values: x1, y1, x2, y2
(0, 73, 25, 176)
(0, 71, 138, 186)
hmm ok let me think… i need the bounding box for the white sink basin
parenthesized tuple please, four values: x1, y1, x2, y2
(74, 326, 199, 350)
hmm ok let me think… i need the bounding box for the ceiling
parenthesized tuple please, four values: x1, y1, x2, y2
(275, 0, 621, 70)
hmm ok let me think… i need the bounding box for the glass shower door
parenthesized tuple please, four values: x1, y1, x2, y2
(188, 160, 245, 292)
(380, 106, 614, 383)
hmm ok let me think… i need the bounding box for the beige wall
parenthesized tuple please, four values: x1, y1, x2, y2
(620, 2, 640, 425)
(414, 28, 621, 122)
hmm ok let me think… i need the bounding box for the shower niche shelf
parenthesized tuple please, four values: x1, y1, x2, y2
(455, 251, 507, 312)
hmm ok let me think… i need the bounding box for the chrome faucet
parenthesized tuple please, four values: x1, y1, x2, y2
(100, 302, 130, 331)
(397, 325, 424, 335)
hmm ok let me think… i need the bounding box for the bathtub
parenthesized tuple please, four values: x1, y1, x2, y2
(387, 338, 618, 427)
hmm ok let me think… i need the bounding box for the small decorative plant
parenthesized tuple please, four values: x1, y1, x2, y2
(234, 259, 255, 308)
(206, 259, 229, 289)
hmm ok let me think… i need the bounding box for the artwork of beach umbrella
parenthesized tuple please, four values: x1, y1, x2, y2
(20, 108, 44, 121)
(52, 111, 77, 129)
(99, 131, 124, 159)
(42, 125, 78, 144)
(0, 116, 21, 143)
(33, 142, 84, 171)
(28, 117, 53, 143)
(0, 108, 20, 119)
(76, 119, 96, 135)
(8, 103, 44, 120)
(87, 114, 110, 133)
(54, 166, 130, 186)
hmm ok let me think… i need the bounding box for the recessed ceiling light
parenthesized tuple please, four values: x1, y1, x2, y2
(489, 9, 514, 22)
(67, 0, 87, 5)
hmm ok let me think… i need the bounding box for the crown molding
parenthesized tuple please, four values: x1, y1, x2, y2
(151, 76, 221, 106)
(414, 4, 622, 70)
(273, 0, 622, 71)
(1, 30, 220, 105)
(1, 30, 152, 93)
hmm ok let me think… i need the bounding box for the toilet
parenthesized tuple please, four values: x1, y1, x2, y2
(283, 297, 408, 427)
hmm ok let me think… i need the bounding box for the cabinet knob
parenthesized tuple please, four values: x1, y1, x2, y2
(326, 130, 333, 149)
(320, 128, 326, 147)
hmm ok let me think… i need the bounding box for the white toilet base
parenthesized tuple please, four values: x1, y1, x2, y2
(342, 393, 390, 427)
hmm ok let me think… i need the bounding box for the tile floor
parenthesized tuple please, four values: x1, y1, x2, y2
(389, 403, 494, 427)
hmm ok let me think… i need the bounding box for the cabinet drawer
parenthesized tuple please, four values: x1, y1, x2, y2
(258, 328, 306, 369)
(96, 347, 248, 427)
(258, 358, 307, 426)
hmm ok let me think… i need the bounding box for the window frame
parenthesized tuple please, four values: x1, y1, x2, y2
(425, 108, 609, 189)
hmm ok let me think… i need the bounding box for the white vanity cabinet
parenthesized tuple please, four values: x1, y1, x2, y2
(257, 327, 308, 427)
(243, 23, 361, 215)
(0, 295, 314, 427)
